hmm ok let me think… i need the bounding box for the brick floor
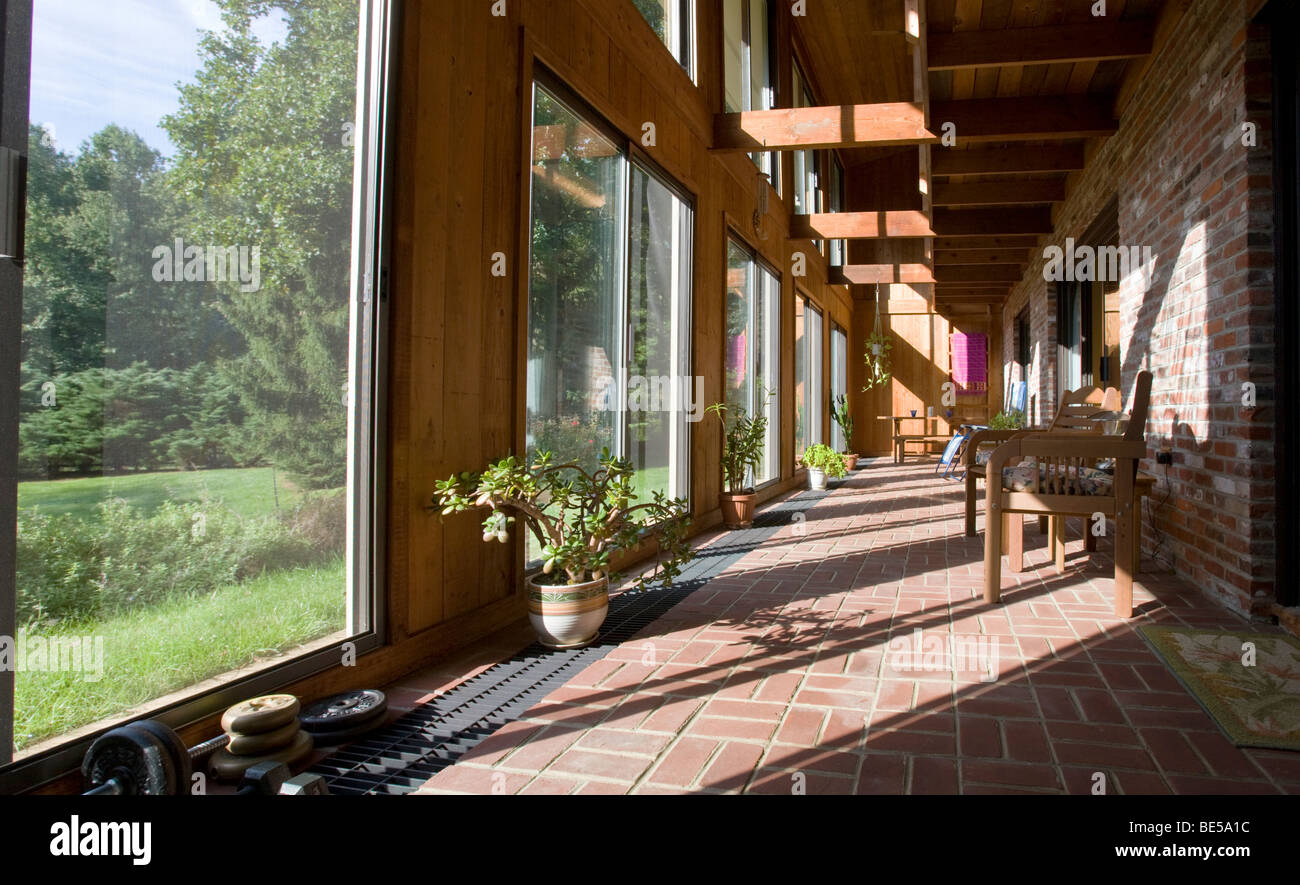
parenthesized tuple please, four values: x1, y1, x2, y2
(397, 460, 1299, 795)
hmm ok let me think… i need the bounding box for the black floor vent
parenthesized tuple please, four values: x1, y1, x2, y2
(307, 486, 830, 795)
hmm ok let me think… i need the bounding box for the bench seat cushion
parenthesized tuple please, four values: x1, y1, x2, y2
(1002, 458, 1114, 495)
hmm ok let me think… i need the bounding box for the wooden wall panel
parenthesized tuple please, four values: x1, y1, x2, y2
(388, 0, 855, 645)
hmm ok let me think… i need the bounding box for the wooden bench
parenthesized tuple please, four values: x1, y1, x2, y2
(894, 434, 952, 464)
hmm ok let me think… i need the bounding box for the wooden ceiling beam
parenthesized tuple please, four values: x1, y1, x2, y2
(934, 235, 1042, 251)
(936, 264, 1027, 285)
(932, 143, 1086, 176)
(713, 103, 936, 152)
(930, 97, 1117, 143)
(933, 207, 1054, 237)
(830, 264, 937, 285)
(927, 20, 1155, 71)
(790, 211, 935, 240)
(933, 178, 1066, 207)
(934, 248, 1033, 265)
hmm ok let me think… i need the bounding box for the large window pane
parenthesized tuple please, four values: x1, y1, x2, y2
(795, 296, 824, 461)
(725, 240, 778, 486)
(723, 0, 745, 114)
(527, 85, 625, 474)
(12, 0, 378, 757)
(633, 0, 694, 76)
(832, 326, 847, 452)
(626, 164, 692, 502)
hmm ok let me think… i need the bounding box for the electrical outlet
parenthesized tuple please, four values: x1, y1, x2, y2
(1156, 449, 1173, 466)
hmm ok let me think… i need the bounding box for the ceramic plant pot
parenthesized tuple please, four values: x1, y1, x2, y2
(720, 491, 757, 529)
(842, 454, 860, 471)
(808, 468, 827, 491)
(527, 573, 610, 649)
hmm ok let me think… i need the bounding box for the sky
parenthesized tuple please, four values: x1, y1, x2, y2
(29, 0, 289, 158)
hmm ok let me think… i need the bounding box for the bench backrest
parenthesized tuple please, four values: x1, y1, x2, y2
(1049, 385, 1117, 432)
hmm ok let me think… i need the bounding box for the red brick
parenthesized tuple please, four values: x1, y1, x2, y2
(647, 737, 719, 787)
(856, 754, 908, 794)
(959, 717, 1003, 758)
(549, 749, 653, 783)
(699, 741, 766, 791)
(911, 756, 959, 794)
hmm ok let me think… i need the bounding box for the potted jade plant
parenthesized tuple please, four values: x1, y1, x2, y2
(707, 394, 770, 529)
(433, 449, 693, 649)
(832, 394, 858, 471)
(800, 443, 846, 491)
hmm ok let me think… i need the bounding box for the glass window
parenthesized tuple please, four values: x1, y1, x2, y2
(723, 0, 774, 179)
(829, 156, 847, 267)
(527, 81, 694, 508)
(633, 0, 695, 77)
(527, 85, 626, 475)
(8, 0, 386, 763)
(831, 326, 848, 452)
(726, 240, 779, 485)
(626, 163, 694, 502)
(796, 295, 824, 460)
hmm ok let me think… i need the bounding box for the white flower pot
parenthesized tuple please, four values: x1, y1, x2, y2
(808, 468, 827, 491)
(527, 573, 609, 649)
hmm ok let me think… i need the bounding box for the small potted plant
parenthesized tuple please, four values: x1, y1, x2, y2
(800, 443, 846, 491)
(707, 396, 770, 529)
(433, 449, 693, 649)
(990, 409, 1026, 430)
(832, 394, 858, 471)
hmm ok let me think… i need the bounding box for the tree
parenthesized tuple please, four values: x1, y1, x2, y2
(162, 0, 360, 488)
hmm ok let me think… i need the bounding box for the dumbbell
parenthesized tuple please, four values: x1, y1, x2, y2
(81, 720, 328, 796)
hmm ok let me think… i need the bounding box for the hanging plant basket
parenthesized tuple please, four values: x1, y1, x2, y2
(862, 284, 893, 392)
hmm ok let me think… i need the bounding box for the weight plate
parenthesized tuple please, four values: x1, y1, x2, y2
(220, 694, 300, 736)
(227, 719, 300, 756)
(299, 689, 387, 732)
(83, 726, 176, 796)
(129, 720, 192, 796)
(301, 711, 390, 746)
(208, 730, 315, 783)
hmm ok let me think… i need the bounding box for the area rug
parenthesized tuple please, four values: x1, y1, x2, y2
(1138, 626, 1300, 751)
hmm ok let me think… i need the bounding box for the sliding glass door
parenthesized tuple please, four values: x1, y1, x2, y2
(831, 325, 847, 452)
(795, 295, 824, 459)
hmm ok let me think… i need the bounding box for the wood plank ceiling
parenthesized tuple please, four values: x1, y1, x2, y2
(926, 0, 1163, 308)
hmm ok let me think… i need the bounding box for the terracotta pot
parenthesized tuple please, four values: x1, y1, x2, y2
(526, 573, 609, 649)
(842, 454, 860, 471)
(720, 491, 756, 528)
(808, 468, 827, 491)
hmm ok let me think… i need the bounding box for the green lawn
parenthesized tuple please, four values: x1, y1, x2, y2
(13, 557, 346, 752)
(17, 466, 302, 521)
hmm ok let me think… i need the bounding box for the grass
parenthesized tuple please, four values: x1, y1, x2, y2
(17, 466, 303, 521)
(13, 557, 346, 752)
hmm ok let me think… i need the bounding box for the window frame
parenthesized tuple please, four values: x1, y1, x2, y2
(723, 0, 776, 181)
(794, 290, 825, 460)
(0, 0, 399, 792)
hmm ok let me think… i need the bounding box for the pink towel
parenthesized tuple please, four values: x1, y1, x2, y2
(951, 333, 987, 397)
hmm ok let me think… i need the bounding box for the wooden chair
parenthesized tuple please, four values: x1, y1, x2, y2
(983, 371, 1153, 618)
(962, 385, 1119, 536)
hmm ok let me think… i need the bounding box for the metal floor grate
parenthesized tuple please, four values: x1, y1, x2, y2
(307, 487, 830, 795)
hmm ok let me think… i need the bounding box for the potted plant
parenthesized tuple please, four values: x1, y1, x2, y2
(831, 393, 858, 470)
(707, 396, 770, 529)
(990, 409, 1026, 430)
(800, 443, 846, 491)
(433, 449, 693, 649)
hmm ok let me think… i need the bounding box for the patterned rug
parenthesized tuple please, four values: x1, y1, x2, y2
(1139, 626, 1300, 751)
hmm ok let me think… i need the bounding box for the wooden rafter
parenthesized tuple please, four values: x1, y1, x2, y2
(934, 248, 1033, 265)
(933, 178, 1066, 207)
(933, 208, 1054, 237)
(932, 144, 1086, 177)
(790, 211, 935, 240)
(927, 20, 1155, 71)
(930, 97, 1117, 143)
(936, 264, 1027, 285)
(830, 264, 937, 285)
(713, 103, 936, 152)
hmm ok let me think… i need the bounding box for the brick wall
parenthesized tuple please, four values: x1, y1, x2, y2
(1000, 0, 1277, 616)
